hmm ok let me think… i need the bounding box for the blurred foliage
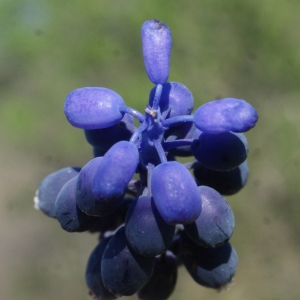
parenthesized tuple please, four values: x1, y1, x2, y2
(1, 0, 300, 299)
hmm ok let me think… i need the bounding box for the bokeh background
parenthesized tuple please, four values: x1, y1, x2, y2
(1, 0, 300, 299)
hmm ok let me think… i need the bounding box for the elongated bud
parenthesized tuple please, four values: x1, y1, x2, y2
(193, 98, 258, 134)
(64, 87, 125, 129)
(151, 161, 201, 225)
(142, 19, 172, 85)
(92, 141, 139, 208)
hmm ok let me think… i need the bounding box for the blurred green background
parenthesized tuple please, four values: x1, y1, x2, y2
(1, 0, 300, 299)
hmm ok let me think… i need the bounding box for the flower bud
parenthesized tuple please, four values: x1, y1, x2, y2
(142, 19, 172, 85)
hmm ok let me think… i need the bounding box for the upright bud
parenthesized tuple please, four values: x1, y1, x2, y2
(142, 19, 172, 85)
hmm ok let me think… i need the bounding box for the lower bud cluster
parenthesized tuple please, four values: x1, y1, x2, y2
(35, 148, 238, 299)
(34, 18, 257, 300)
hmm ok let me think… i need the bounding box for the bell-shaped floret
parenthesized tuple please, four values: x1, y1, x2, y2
(55, 176, 98, 232)
(125, 195, 175, 257)
(34, 167, 80, 218)
(191, 131, 248, 171)
(184, 186, 235, 248)
(89, 197, 134, 233)
(101, 226, 155, 297)
(151, 161, 201, 225)
(194, 98, 258, 134)
(85, 236, 117, 300)
(142, 19, 172, 85)
(64, 87, 126, 129)
(193, 161, 249, 195)
(180, 231, 238, 290)
(137, 251, 178, 300)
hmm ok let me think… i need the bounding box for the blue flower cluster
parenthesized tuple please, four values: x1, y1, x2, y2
(34, 19, 258, 299)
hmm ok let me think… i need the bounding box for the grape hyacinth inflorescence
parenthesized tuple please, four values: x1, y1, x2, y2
(34, 19, 258, 299)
